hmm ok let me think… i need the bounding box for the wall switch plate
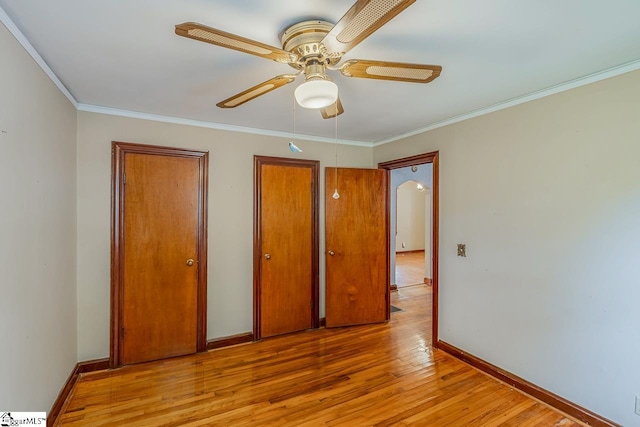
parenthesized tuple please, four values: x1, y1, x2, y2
(635, 396, 640, 416)
(457, 244, 466, 257)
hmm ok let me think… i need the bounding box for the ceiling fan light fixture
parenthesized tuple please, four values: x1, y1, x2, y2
(294, 78, 338, 109)
(176, 0, 441, 117)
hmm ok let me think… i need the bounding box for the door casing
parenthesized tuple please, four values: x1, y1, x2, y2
(110, 141, 208, 368)
(379, 151, 439, 346)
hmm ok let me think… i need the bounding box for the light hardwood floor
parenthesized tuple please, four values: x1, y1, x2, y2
(57, 286, 582, 426)
(396, 250, 426, 287)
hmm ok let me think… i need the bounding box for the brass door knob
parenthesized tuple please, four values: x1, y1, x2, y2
(264, 253, 271, 260)
(186, 259, 194, 266)
(328, 250, 335, 256)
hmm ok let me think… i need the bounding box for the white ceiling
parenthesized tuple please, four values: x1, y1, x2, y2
(2, 1, 640, 144)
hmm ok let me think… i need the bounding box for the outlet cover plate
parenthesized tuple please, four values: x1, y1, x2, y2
(635, 396, 640, 416)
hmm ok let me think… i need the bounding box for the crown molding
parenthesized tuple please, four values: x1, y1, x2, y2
(77, 104, 371, 147)
(0, 6, 78, 108)
(373, 58, 640, 147)
(81, 58, 640, 149)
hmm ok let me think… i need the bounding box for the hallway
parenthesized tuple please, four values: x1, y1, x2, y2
(395, 250, 427, 287)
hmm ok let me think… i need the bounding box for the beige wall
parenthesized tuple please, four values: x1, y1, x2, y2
(374, 69, 640, 426)
(396, 181, 426, 252)
(0, 23, 78, 410)
(76, 111, 373, 360)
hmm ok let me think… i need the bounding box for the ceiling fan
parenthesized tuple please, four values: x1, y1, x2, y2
(175, 0, 442, 119)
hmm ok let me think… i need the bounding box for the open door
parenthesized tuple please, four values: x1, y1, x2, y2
(325, 167, 389, 327)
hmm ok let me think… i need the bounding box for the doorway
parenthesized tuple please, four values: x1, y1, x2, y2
(395, 180, 430, 288)
(379, 152, 439, 345)
(110, 142, 208, 367)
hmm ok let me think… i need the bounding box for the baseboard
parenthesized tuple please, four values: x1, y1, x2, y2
(47, 365, 78, 427)
(437, 341, 619, 427)
(206, 332, 254, 350)
(77, 358, 110, 373)
(390, 284, 398, 291)
(396, 249, 425, 254)
(424, 277, 432, 286)
(48, 358, 110, 427)
(319, 317, 326, 327)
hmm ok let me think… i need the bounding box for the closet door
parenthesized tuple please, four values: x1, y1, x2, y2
(254, 156, 319, 339)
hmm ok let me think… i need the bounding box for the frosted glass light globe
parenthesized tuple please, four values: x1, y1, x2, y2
(294, 79, 338, 109)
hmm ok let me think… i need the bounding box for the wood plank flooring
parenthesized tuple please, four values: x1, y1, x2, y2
(396, 251, 426, 287)
(57, 286, 582, 426)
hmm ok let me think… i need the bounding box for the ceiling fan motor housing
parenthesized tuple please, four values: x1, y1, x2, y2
(281, 20, 342, 68)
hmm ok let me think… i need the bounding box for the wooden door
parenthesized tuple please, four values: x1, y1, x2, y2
(254, 157, 319, 339)
(325, 167, 389, 327)
(111, 142, 208, 367)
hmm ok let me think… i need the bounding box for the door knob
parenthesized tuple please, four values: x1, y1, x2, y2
(186, 259, 194, 266)
(328, 250, 335, 256)
(264, 253, 271, 260)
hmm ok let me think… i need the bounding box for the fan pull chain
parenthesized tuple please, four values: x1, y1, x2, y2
(332, 108, 340, 199)
(288, 95, 303, 153)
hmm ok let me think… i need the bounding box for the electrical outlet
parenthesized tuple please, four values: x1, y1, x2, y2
(402, 242, 406, 248)
(635, 396, 640, 416)
(457, 244, 466, 257)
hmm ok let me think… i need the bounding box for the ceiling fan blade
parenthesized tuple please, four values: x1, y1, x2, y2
(217, 75, 297, 108)
(321, 0, 415, 55)
(321, 97, 344, 119)
(175, 22, 297, 64)
(339, 60, 442, 83)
